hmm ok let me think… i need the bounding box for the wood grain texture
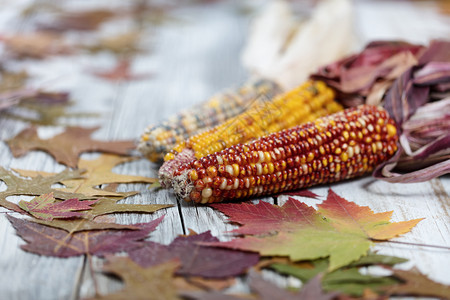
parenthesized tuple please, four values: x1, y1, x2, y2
(0, 0, 449, 299)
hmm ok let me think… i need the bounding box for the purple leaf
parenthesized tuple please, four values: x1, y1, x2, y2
(7, 215, 164, 257)
(128, 231, 259, 278)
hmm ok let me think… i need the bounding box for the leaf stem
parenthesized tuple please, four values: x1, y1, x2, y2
(88, 254, 100, 297)
(372, 239, 450, 250)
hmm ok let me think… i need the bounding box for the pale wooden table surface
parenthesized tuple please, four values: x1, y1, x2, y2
(0, 1, 449, 299)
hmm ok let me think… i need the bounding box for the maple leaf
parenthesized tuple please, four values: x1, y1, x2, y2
(15, 154, 157, 197)
(89, 60, 152, 81)
(0, 33, 71, 59)
(208, 189, 422, 270)
(210, 198, 318, 236)
(270, 253, 405, 296)
(0, 167, 85, 212)
(7, 215, 164, 257)
(281, 189, 320, 199)
(384, 268, 450, 299)
(88, 257, 181, 300)
(128, 231, 259, 278)
(6, 126, 135, 168)
(18, 193, 97, 221)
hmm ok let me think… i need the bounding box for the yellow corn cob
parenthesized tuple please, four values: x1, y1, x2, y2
(138, 79, 281, 162)
(159, 80, 343, 187)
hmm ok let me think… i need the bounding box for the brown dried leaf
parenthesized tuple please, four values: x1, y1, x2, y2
(37, 9, 116, 32)
(174, 277, 236, 292)
(0, 167, 85, 212)
(89, 60, 152, 81)
(0, 69, 29, 93)
(0, 33, 71, 59)
(88, 257, 181, 300)
(32, 217, 138, 233)
(83, 32, 143, 56)
(89, 197, 172, 217)
(384, 268, 450, 299)
(14, 154, 157, 197)
(4, 94, 98, 126)
(7, 126, 135, 168)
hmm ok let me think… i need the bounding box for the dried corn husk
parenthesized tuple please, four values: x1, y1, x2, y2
(242, 0, 354, 89)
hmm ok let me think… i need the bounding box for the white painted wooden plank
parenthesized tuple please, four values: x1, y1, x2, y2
(1, 0, 449, 299)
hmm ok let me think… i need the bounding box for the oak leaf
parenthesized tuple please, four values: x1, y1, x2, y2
(7, 215, 164, 257)
(89, 257, 181, 300)
(4, 94, 98, 126)
(0, 69, 29, 93)
(0, 89, 70, 116)
(0, 33, 71, 59)
(15, 154, 157, 197)
(32, 217, 138, 233)
(89, 60, 152, 81)
(89, 197, 173, 217)
(83, 32, 143, 56)
(18, 193, 97, 221)
(0, 70, 30, 111)
(0, 167, 85, 212)
(128, 231, 259, 278)
(208, 189, 422, 270)
(36, 9, 116, 32)
(384, 268, 450, 299)
(7, 126, 135, 168)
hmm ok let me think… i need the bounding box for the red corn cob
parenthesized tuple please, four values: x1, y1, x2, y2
(171, 105, 399, 203)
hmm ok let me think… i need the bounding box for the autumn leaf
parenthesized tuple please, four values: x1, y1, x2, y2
(384, 268, 450, 299)
(128, 231, 258, 278)
(7, 215, 164, 257)
(270, 253, 405, 296)
(281, 189, 320, 199)
(32, 217, 138, 233)
(89, 60, 152, 81)
(208, 189, 422, 270)
(175, 277, 236, 293)
(11, 168, 167, 217)
(83, 32, 143, 56)
(15, 154, 157, 197)
(18, 193, 97, 221)
(3, 92, 98, 126)
(88, 257, 181, 300)
(36, 9, 116, 32)
(89, 197, 173, 217)
(0, 69, 30, 111)
(0, 69, 29, 93)
(0, 167, 85, 212)
(248, 271, 338, 300)
(6, 126, 135, 168)
(0, 33, 71, 59)
(211, 197, 321, 236)
(0, 89, 71, 119)
(180, 291, 243, 300)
